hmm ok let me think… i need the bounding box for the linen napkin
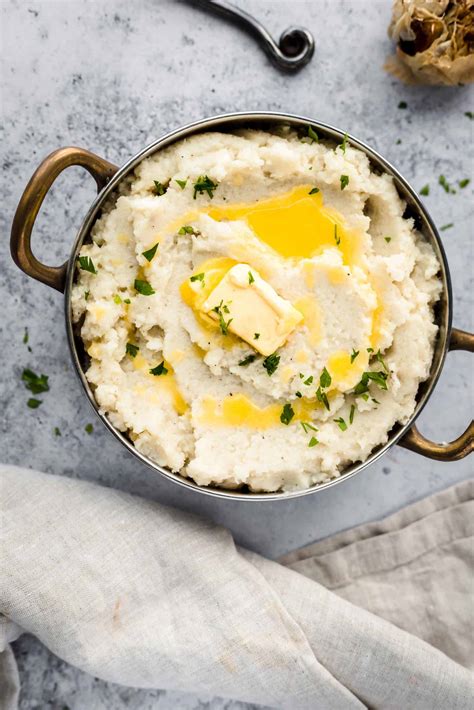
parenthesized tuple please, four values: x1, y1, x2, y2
(0, 464, 472, 710)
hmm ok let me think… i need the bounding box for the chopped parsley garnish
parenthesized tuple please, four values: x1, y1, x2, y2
(123, 298, 131, 304)
(23, 327, 29, 344)
(350, 349, 359, 363)
(190, 272, 205, 286)
(85, 423, 94, 434)
(334, 417, 347, 431)
(354, 370, 388, 395)
(309, 187, 320, 195)
(396, 139, 402, 145)
(78, 255, 97, 274)
(338, 132, 349, 154)
(263, 352, 280, 376)
(280, 403, 295, 425)
(438, 175, 456, 194)
(464, 111, 473, 119)
(238, 353, 257, 366)
(301, 421, 318, 434)
(367, 347, 374, 353)
(398, 101, 407, 109)
(178, 225, 196, 235)
(349, 404, 355, 424)
(307, 125, 319, 143)
(114, 294, 122, 304)
(22, 368, 49, 394)
(420, 184, 430, 196)
(142, 242, 159, 262)
(316, 386, 330, 411)
(340, 174, 349, 191)
(303, 375, 313, 385)
(254, 333, 260, 340)
(334, 224, 340, 245)
(440, 223, 454, 231)
(150, 361, 168, 376)
(27, 398, 42, 408)
(374, 349, 388, 372)
(126, 342, 139, 358)
(54, 426, 61, 436)
(134, 279, 155, 295)
(193, 175, 218, 199)
(212, 300, 233, 336)
(175, 179, 187, 190)
(308, 436, 319, 447)
(384, 237, 392, 243)
(153, 180, 167, 196)
(248, 271, 255, 284)
(295, 391, 302, 398)
(459, 178, 470, 189)
(320, 367, 332, 389)
(84, 290, 90, 301)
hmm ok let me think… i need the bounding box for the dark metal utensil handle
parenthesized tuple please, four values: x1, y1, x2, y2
(191, 0, 315, 71)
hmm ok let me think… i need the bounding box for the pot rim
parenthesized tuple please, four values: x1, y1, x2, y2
(64, 111, 453, 501)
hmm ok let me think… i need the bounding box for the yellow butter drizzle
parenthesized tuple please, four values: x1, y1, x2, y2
(198, 393, 317, 429)
(132, 353, 188, 415)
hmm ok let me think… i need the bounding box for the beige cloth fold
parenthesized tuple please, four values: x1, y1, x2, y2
(0, 465, 472, 710)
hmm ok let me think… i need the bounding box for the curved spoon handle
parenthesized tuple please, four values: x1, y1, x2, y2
(191, 0, 315, 71)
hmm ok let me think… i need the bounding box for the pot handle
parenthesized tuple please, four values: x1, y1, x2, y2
(398, 327, 474, 460)
(10, 147, 118, 293)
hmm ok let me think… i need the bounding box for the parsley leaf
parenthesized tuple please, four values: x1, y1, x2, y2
(248, 271, 255, 285)
(23, 327, 29, 344)
(307, 125, 319, 143)
(420, 184, 430, 196)
(114, 294, 122, 304)
(84, 290, 90, 301)
(458, 178, 470, 189)
(142, 243, 159, 262)
(350, 349, 359, 364)
(349, 403, 355, 424)
(340, 174, 349, 191)
(440, 223, 454, 231)
(308, 436, 319, 447)
(22, 368, 49, 394)
(374, 349, 388, 373)
(123, 298, 131, 304)
(316, 386, 330, 410)
(398, 101, 407, 109)
(334, 417, 347, 431)
(153, 180, 167, 196)
(193, 175, 218, 199)
(263, 352, 280, 376)
(338, 132, 349, 154)
(254, 333, 260, 340)
(354, 370, 388, 395)
(126, 342, 139, 358)
(212, 300, 233, 335)
(178, 225, 196, 235)
(27, 398, 42, 408)
(295, 391, 302, 398)
(54, 426, 61, 436)
(438, 175, 456, 194)
(190, 272, 205, 286)
(464, 111, 473, 120)
(175, 179, 187, 190)
(384, 237, 392, 243)
(320, 367, 332, 388)
(280, 403, 295, 425)
(150, 361, 168, 376)
(334, 224, 340, 245)
(238, 354, 257, 366)
(303, 375, 313, 385)
(309, 187, 320, 195)
(78, 256, 97, 274)
(85, 423, 94, 434)
(301, 421, 318, 434)
(134, 279, 155, 295)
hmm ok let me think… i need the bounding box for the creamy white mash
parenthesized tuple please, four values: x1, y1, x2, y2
(71, 128, 441, 492)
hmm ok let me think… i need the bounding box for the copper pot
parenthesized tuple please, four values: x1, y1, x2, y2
(10, 112, 474, 500)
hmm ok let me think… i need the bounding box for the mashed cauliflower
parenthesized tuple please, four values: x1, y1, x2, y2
(71, 127, 441, 492)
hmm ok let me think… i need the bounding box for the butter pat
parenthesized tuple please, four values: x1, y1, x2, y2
(201, 263, 302, 355)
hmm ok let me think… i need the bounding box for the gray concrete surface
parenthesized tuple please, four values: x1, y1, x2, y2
(1, 0, 472, 708)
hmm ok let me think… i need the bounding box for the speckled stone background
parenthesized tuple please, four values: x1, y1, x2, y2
(1, 0, 473, 708)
